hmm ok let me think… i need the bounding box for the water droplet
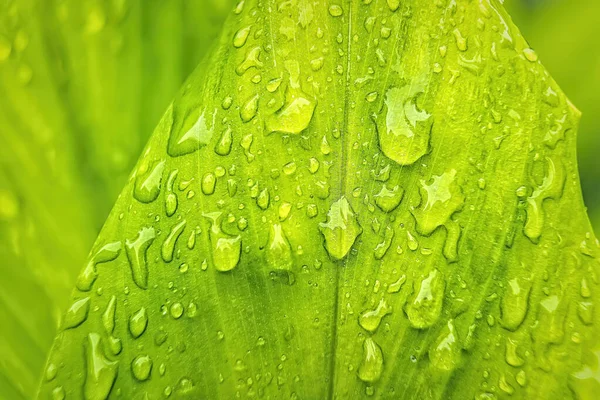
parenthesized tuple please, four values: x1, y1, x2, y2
(375, 80, 432, 166)
(125, 227, 156, 290)
(129, 308, 148, 339)
(236, 46, 262, 75)
(429, 319, 461, 371)
(168, 107, 214, 157)
(405, 269, 444, 329)
(257, 188, 270, 210)
(388, 275, 406, 294)
(134, 160, 165, 203)
(162, 220, 186, 263)
(215, 127, 233, 156)
(374, 226, 395, 260)
(505, 338, 525, 367)
(266, 88, 316, 135)
(266, 224, 294, 273)
(500, 277, 531, 331)
(374, 185, 404, 213)
(241, 94, 259, 122)
(165, 170, 179, 217)
(358, 338, 384, 383)
(233, 26, 251, 48)
(319, 197, 362, 260)
(413, 169, 465, 235)
(359, 298, 392, 333)
(63, 297, 90, 329)
(387, 0, 400, 11)
(205, 212, 242, 272)
(328, 5, 343, 17)
(131, 355, 153, 381)
(102, 296, 117, 335)
(175, 378, 196, 395)
(170, 302, 184, 319)
(84, 333, 118, 400)
(52, 386, 65, 400)
(453, 28, 468, 51)
(524, 157, 565, 242)
(523, 48, 538, 62)
(77, 242, 122, 291)
(240, 133, 255, 162)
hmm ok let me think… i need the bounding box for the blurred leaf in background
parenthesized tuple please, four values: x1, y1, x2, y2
(0, 0, 232, 398)
(505, 0, 600, 231)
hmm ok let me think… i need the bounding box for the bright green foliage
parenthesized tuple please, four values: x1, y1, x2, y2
(37, 1, 600, 399)
(505, 0, 600, 234)
(0, 1, 231, 398)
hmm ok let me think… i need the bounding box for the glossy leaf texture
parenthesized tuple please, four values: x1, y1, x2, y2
(0, 0, 231, 398)
(38, 0, 600, 399)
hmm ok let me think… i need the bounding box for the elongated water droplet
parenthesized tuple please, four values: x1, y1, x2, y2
(162, 220, 186, 263)
(129, 308, 148, 339)
(429, 319, 461, 371)
(524, 157, 565, 242)
(125, 227, 156, 290)
(358, 338, 384, 383)
(241, 94, 259, 122)
(215, 126, 233, 156)
(236, 46, 262, 75)
(77, 242, 122, 291)
(63, 297, 90, 329)
(388, 275, 406, 293)
(102, 296, 117, 335)
(500, 277, 531, 331)
(84, 333, 118, 400)
(505, 338, 525, 367)
(257, 188, 270, 210)
(359, 298, 392, 333)
(320, 197, 362, 260)
(204, 212, 242, 272)
(165, 170, 178, 217)
(266, 224, 294, 280)
(375, 79, 432, 166)
(233, 26, 251, 48)
(374, 226, 395, 260)
(405, 269, 444, 329)
(413, 169, 465, 235)
(134, 160, 165, 203)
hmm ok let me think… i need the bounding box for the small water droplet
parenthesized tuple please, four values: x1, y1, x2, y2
(328, 5, 343, 17)
(63, 297, 90, 329)
(233, 26, 251, 48)
(500, 277, 531, 331)
(161, 220, 186, 263)
(359, 298, 392, 333)
(134, 160, 165, 203)
(205, 212, 242, 272)
(405, 269, 444, 329)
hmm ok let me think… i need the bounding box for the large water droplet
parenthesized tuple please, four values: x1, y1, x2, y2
(215, 127, 233, 156)
(374, 185, 404, 213)
(375, 79, 432, 166)
(405, 269, 444, 329)
(63, 297, 90, 329)
(429, 319, 461, 371)
(524, 157, 565, 242)
(134, 160, 165, 203)
(131, 355, 153, 381)
(413, 169, 465, 236)
(500, 277, 531, 331)
(162, 220, 186, 263)
(233, 26, 251, 48)
(358, 338, 384, 383)
(168, 107, 214, 157)
(319, 197, 362, 260)
(77, 242, 122, 291)
(205, 212, 242, 272)
(374, 226, 395, 260)
(125, 227, 156, 290)
(241, 94, 259, 122)
(266, 87, 316, 135)
(84, 333, 118, 400)
(359, 298, 392, 333)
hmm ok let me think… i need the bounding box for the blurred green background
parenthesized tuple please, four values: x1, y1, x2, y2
(506, 0, 600, 232)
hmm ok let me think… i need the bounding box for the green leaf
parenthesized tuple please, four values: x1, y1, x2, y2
(504, 0, 600, 234)
(0, 1, 231, 398)
(38, 1, 600, 399)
